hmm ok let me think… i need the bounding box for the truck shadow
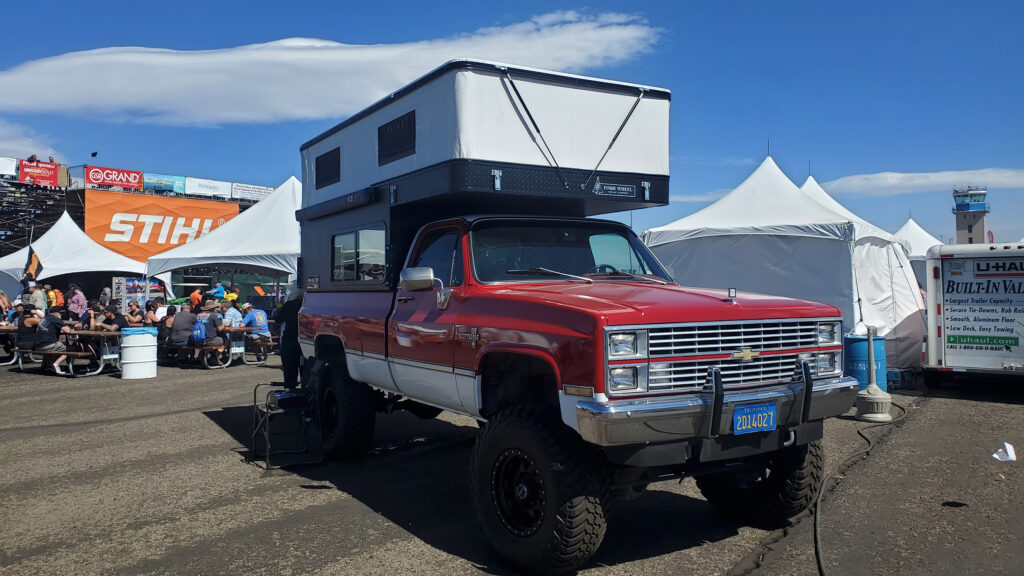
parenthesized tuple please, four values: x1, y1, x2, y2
(916, 376, 1024, 405)
(204, 406, 743, 574)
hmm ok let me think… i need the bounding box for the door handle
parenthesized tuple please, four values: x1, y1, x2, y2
(396, 296, 413, 303)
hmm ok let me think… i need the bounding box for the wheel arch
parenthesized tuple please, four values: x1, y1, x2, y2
(476, 347, 561, 419)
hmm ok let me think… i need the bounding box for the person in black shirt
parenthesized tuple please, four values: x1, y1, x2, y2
(274, 288, 303, 387)
(97, 305, 129, 331)
(35, 306, 72, 374)
(15, 303, 43, 350)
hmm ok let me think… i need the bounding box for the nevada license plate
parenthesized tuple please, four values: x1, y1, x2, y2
(733, 402, 777, 435)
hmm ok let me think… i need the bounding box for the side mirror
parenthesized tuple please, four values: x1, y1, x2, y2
(399, 267, 436, 291)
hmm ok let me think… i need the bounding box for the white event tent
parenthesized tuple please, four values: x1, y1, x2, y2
(146, 177, 301, 277)
(893, 218, 943, 287)
(642, 157, 926, 369)
(0, 212, 148, 294)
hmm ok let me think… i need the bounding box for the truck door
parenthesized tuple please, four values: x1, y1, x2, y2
(388, 227, 465, 410)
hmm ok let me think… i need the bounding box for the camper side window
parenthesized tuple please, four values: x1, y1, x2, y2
(378, 111, 416, 166)
(332, 227, 386, 283)
(316, 147, 341, 189)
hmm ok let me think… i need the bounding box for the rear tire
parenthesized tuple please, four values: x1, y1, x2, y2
(320, 364, 376, 460)
(697, 440, 824, 526)
(471, 406, 610, 575)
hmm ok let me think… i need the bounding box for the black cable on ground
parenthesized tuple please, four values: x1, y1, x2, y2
(814, 400, 908, 576)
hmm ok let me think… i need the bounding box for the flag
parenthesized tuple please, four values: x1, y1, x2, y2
(23, 247, 43, 280)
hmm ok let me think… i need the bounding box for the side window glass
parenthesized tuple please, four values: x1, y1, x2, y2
(332, 232, 356, 281)
(412, 230, 462, 287)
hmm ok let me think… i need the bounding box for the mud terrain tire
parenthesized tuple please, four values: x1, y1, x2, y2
(696, 440, 824, 526)
(320, 364, 376, 460)
(471, 406, 610, 575)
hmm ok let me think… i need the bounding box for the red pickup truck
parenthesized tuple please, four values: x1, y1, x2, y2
(296, 60, 857, 574)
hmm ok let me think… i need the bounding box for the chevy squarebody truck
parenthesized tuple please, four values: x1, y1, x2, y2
(296, 60, 858, 574)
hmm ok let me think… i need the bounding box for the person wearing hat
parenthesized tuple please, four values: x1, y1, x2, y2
(34, 306, 73, 374)
(193, 300, 225, 348)
(27, 282, 47, 312)
(96, 305, 129, 332)
(241, 303, 272, 342)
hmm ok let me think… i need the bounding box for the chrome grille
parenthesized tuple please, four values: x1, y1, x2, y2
(648, 354, 801, 393)
(648, 320, 819, 357)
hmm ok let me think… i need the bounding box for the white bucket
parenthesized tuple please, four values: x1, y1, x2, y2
(120, 327, 158, 379)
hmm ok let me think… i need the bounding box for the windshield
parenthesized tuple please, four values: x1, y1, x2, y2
(470, 220, 672, 283)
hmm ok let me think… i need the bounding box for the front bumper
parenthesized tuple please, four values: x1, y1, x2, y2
(575, 375, 858, 447)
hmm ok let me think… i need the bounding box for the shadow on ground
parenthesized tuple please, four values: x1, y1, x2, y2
(203, 405, 743, 574)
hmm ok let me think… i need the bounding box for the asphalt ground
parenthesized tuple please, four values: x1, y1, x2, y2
(0, 357, 1019, 576)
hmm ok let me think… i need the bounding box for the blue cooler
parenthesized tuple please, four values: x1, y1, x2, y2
(844, 335, 887, 392)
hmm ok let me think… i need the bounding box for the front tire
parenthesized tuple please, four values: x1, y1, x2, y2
(320, 364, 376, 460)
(697, 440, 824, 526)
(471, 406, 610, 575)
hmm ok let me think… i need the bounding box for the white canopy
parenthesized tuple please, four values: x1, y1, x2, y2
(0, 247, 27, 298)
(147, 177, 301, 276)
(893, 218, 942, 258)
(644, 157, 854, 245)
(1, 212, 147, 282)
(799, 176, 895, 242)
(643, 157, 926, 368)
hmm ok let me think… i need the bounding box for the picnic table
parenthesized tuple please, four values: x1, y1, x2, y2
(63, 329, 123, 376)
(0, 325, 17, 366)
(221, 326, 269, 365)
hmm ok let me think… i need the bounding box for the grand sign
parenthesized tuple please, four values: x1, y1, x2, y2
(84, 189, 239, 261)
(85, 165, 143, 189)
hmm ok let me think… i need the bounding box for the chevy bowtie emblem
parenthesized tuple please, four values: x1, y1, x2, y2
(732, 348, 760, 362)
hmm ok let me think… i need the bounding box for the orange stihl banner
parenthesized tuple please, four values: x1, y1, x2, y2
(84, 189, 239, 262)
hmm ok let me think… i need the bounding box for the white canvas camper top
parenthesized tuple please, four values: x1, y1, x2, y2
(298, 59, 671, 216)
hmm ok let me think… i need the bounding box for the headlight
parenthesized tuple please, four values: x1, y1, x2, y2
(817, 321, 841, 344)
(608, 367, 638, 391)
(609, 333, 637, 357)
(816, 352, 838, 375)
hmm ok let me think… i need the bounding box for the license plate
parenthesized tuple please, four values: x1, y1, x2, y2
(733, 402, 777, 435)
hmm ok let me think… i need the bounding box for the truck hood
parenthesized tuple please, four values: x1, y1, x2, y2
(488, 281, 839, 325)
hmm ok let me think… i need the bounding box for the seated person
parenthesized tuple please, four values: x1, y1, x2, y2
(192, 300, 224, 347)
(221, 301, 243, 328)
(96, 306, 129, 332)
(241, 303, 272, 341)
(34, 306, 73, 374)
(124, 300, 144, 324)
(15, 303, 43, 351)
(158, 306, 177, 343)
(168, 303, 197, 346)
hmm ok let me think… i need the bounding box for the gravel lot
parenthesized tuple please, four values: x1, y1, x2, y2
(1, 358, 1018, 575)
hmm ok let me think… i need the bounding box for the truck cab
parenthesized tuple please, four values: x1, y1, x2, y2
(295, 60, 858, 574)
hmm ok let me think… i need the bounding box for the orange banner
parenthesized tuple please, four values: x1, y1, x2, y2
(84, 189, 239, 262)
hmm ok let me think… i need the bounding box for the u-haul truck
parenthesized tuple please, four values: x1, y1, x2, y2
(924, 243, 1024, 379)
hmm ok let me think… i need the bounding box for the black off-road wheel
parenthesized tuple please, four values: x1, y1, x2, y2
(320, 364, 376, 460)
(471, 406, 610, 575)
(696, 440, 824, 527)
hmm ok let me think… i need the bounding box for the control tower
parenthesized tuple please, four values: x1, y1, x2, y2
(952, 185, 988, 244)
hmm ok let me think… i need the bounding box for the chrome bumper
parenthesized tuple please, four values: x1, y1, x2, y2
(576, 375, 858, 446)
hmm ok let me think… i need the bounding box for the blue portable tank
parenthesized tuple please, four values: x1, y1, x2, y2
(844, 334, 887, 392)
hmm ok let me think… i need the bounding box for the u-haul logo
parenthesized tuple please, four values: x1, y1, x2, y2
(103, 212, 218, 245)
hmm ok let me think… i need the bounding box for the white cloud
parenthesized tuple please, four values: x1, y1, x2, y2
(824, 168, 1024, 197)
(0, 12, 659, 125)
(670, 189, 730, 203)
(672, 155, 757, 167)
(0, 119, 59, 160)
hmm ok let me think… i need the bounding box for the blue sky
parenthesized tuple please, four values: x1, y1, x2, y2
(1, 1, 1022, 241)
